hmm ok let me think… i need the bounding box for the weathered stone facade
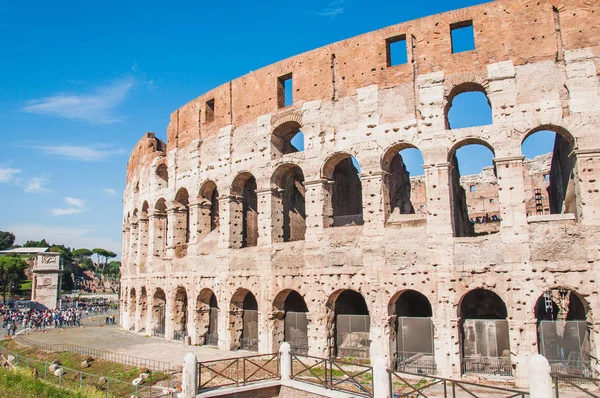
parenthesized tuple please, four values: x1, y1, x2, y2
(121, 0, 600, 386)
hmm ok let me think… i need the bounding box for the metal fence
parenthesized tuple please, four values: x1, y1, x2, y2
(291, 353, 373, 397)
(17, 335, 172, 373)
(173, 330, 187, 342)
(197, 353, 279, 391)
(336, 314, 370, 358)
(462, 356, 512, 376)
(241, 309, 258, 351)
(396, 317, 436, 374)
(389, 369, 529, 398)
(0, 345, 175, 398)
(539, 320, 592, 377)
(462, 319, 512, 376)
(552, 373, 600, 397)
(333, 214, 364, 227)
(153, 327, 165, 339)
(285, 311, 308, 355)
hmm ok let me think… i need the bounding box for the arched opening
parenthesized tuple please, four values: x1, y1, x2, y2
(323, 154, 363, 227)
(272, 164, 306, 242)
(128, 288, 137, 331)
(172, 286, 188, 341)
(174, 188, 190, 246)
(389, 290, 435, 373)
(199, 181, 220, 236)
(459, 289, 511, 376)
(382, 145, 427, 222)
(138, 286, 147, 333)
(230, 289, 259, 351)
(272, 290, 309, 354)
(196, 289, 219, 346)
(535, 288, 591, 376)
(139, 201, 150, 269)
(327, 290, 370, 358)
(156, 163, 168, 189)
(522, 127, 576, 217)
(232, 173, 258, 248)
(153, 199, 167, 257)
(445, 83, 492, 130)
(151, 288, 166, 338)
(448, 142, 499, 237)
(130, 209, 140, 265)
(271, 121, 304, 158)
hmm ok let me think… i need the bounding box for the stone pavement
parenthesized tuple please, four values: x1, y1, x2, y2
(16, 323, 249, 367)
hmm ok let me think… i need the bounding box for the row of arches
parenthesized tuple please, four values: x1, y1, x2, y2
(126, 286, 591, 376)
(124, 124, 577, 261)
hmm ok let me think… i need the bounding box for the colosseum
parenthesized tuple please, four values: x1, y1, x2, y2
(120, 0, 600, 385)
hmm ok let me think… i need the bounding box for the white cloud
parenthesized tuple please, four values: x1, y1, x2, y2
(103, 188, 118, 196)
(51, 196, 87, 216)
(21, 77, 135, 124)
(24, 177, 50, 193)
(318, 0, 346, 17)
(8, 223, 122, 258)
(23, 144, 126, 162)
(0, 167, 20, 183)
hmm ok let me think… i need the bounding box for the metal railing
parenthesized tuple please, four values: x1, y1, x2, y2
(396, 353, 437, 374)
(389, 369, 529, 398)
(291, 353, 373, 397)
(332, 214, 364, 227)
(173, 330, 187, 342)
(462, 356, 513, 376)
(17, 335, 172, 373)
(0, 345, 175, 397)
(240, 337, 258, 351)
(552, 373, 600, 397)
(288, 341, 309, 356)
(197, 353, 279, 391)
(153, 327, 165, 339)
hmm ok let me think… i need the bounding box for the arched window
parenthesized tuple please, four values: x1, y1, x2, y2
(522, 127, 576, 217)
(459, 289, 511, 376)
(230, 289, 259, 351)
(271, 121, 304, 159)
(389, 290, 435, 372)
(153, 199, 167, 257)
(272, 164, 306, 242)
(174, 188, 190, 245)
(534, 288, 591, 376)
(196, 289, 218, 346)
(231, 173, 258, 248)
(448, 141, 499, 237)
(172, 286, 188, 341)
(327, 290, 370, 358)
(445, 83, 492, 130)
(139, 201, 150, 269)
(382, 145, 426, 222)
(199, 181, 220, 237)
(323, 154, 363, 227)
(128, 288, 136, 331)
(151, 288, 166, 338)
(156, 164, 168, 189)
(137, 286, 148, 333)
(272, 290, 309, 354)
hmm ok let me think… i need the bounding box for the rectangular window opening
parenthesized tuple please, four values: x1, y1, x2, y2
(450, 20, 475, 54)
(386, 34, 408, 67)
(278, 73, 293, 108)
(205, 99, 215, 123)
(469, 185, 476, 193)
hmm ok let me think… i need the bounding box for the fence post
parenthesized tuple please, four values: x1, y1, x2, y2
(373, 357, 390, 398)
(182, 352, 198, 398)
(279, 342, 292, 380)
(528, 354, 552, 398)
(44, 362, 47, 379)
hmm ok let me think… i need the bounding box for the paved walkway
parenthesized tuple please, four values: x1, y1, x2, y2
(16, 323, 250, 367)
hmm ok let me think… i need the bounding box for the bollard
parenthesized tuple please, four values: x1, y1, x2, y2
(373, 357, 391, 398)
(182, 352, 198, 398)
(529, 354, 552, 398)
(279, 342, 292, 380)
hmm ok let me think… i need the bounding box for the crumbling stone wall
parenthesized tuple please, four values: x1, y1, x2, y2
(120, 0, 600, 386)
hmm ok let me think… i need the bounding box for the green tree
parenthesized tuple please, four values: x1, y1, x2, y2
(49, 245, 73, 270)
(92, 248, 117, 271)
(79, 257, 94, 271)
(0, 232, 15, 250)
(104, 261, 121, 277)
(23, 239, 49, 248)
(0, 256, 28, 304)
(72, 248, 93, 261)
(61, 270, 74, 292)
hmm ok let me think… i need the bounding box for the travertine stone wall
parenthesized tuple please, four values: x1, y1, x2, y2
(120, 0, 600, 386)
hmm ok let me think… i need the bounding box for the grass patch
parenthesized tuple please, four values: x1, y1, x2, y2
(1, 339, 171, 397)
(0, 366, 103, 398)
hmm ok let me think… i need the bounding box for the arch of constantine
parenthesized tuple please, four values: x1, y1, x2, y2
(120, 0, 600, 383)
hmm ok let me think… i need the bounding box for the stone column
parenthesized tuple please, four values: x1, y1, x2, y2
(148, 212, 167, 260)
(129, 221, 139, 274)
(306, 311, 329, 358)
(137, 217, 149, 271)
(257, 188, 274, 246)
(218, 304, 231, 350)
(360, 171, 387, 233)
(167, 204, 188, 256)
(182, 353, 198, 398)
(191, 200, 213, 242)
(123, 226, 131, 273)
(218, 195, 243, 249)
(511, 317, 539, 387)
(423, 163, 454, 237)
(528, 355, 552, 398)
(369, 314, 390, 366)
(572, 149, 600, 225)
(493, 156, 528, 243)
(303, 179, 333, 241)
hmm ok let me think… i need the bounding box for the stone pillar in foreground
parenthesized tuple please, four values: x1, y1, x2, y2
(182, 352, 198, 398)
(279, 342, 292, 380)
(373, 356, 391, 398)
(528, 354, 552, 398)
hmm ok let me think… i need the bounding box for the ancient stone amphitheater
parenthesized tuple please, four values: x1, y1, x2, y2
(121, 0, 600, 383)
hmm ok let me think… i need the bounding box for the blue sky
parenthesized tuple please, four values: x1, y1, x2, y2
(0, 0, 554, 256)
